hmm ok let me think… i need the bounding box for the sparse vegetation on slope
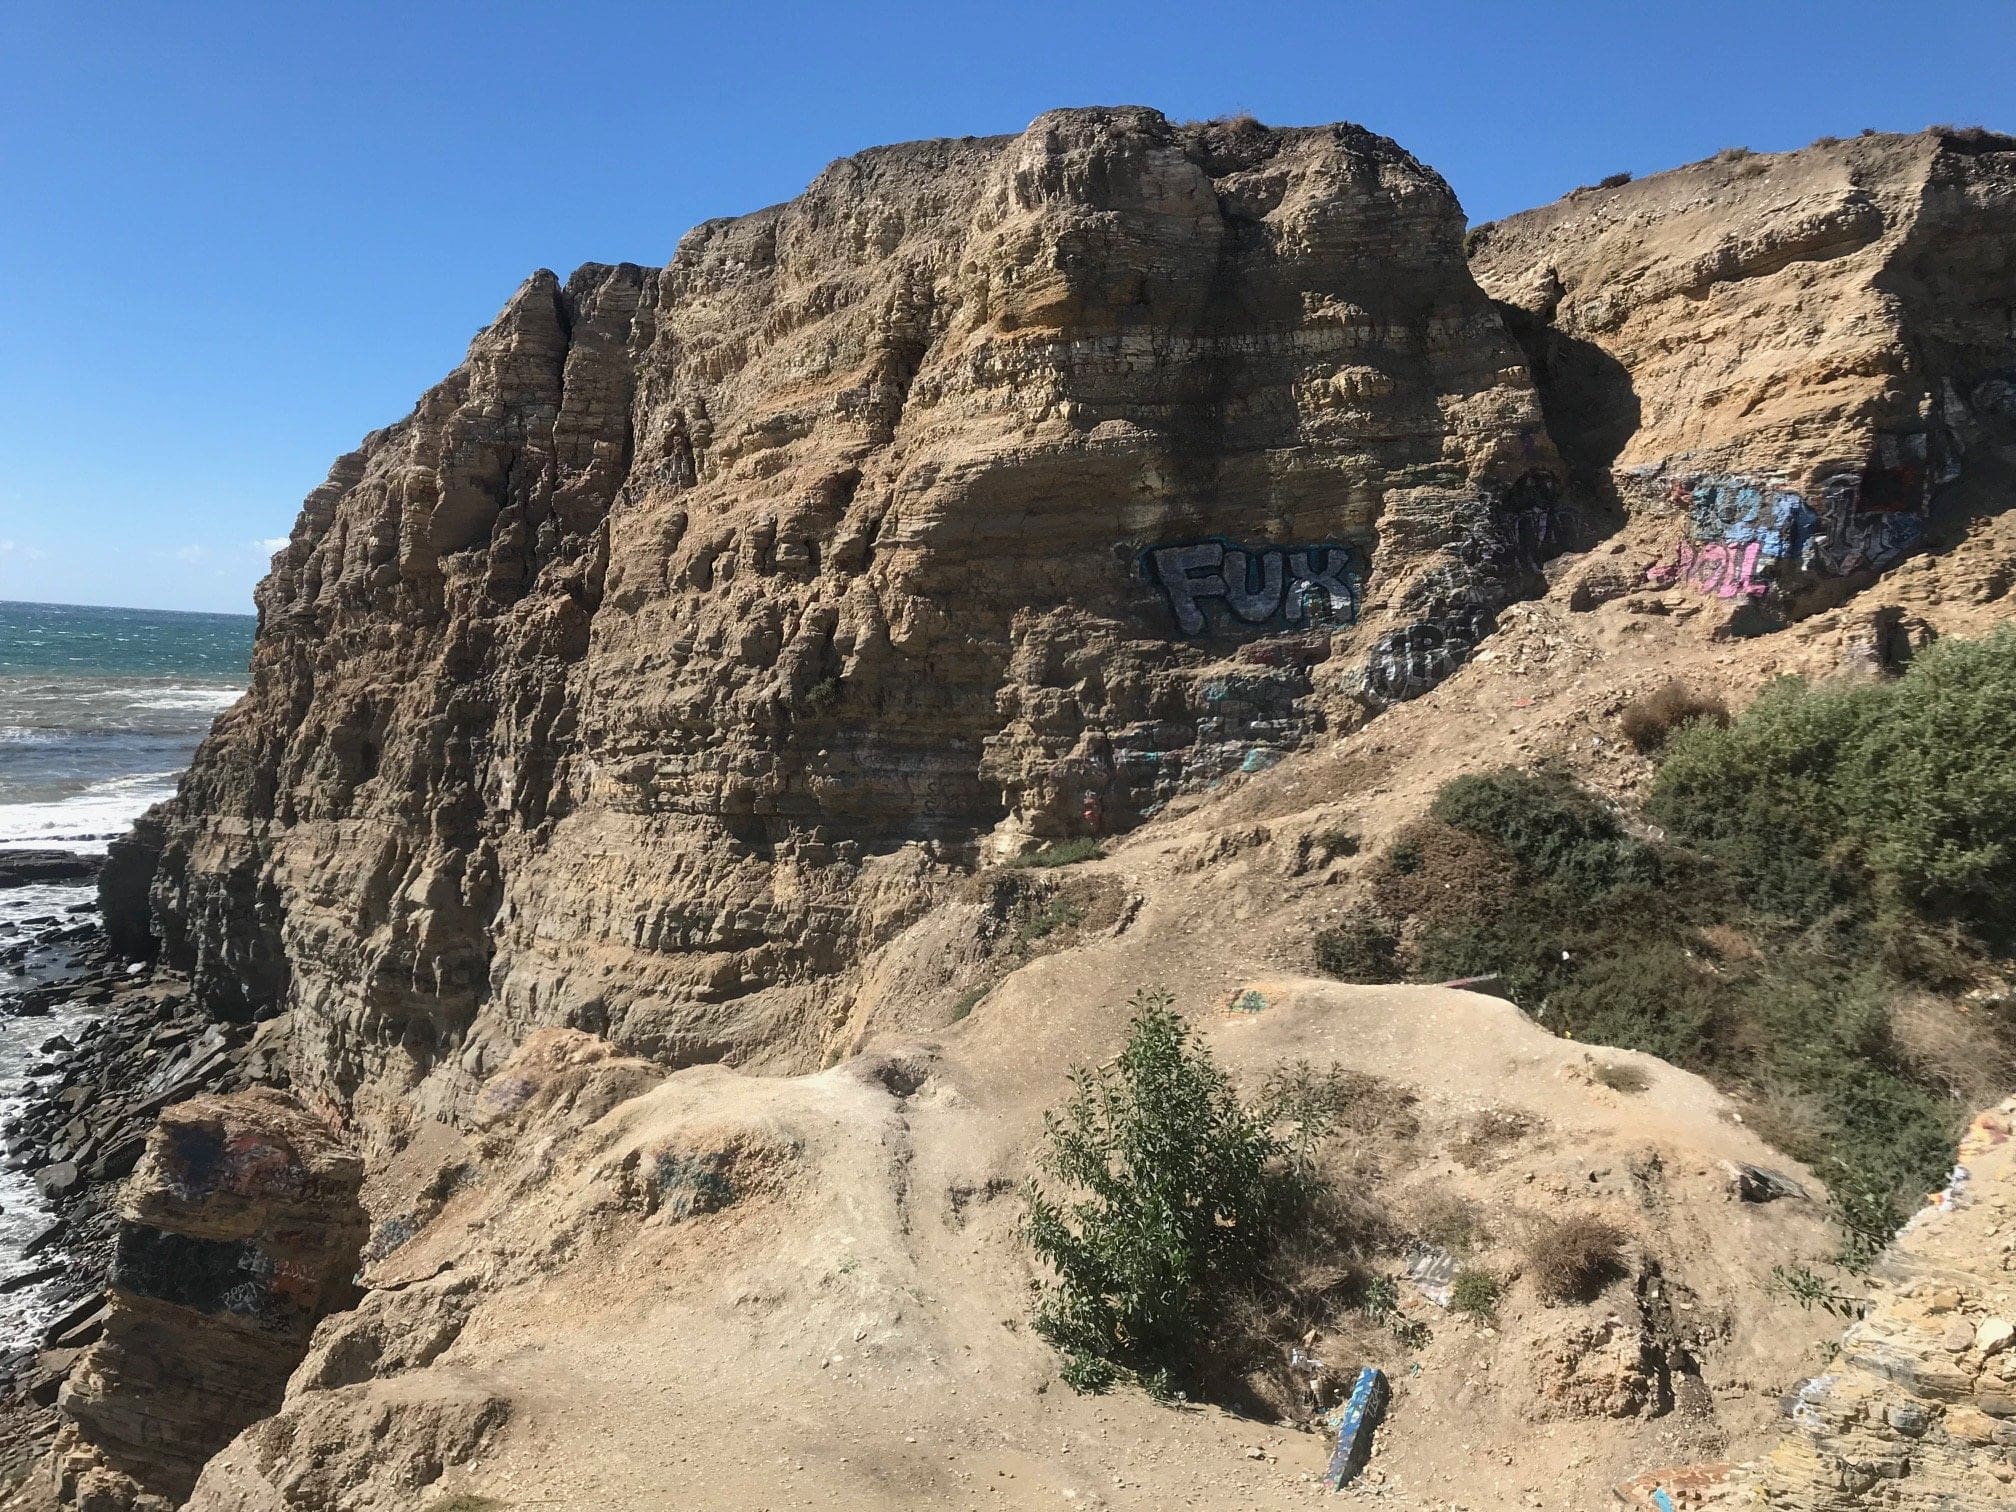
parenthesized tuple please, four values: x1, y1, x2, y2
(1618, 679, 1730, 752)
(1312, 913, 1401, 983)
(1650, 630, 2016, 949)
(1005, 837, 1103, 869)
(1320, 634, 2016, 1257)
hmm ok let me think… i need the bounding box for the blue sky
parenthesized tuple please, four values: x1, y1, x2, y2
(3, 1, 2011, 615)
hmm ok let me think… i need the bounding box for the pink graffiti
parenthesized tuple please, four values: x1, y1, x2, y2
(1643, 538, 1767, 599)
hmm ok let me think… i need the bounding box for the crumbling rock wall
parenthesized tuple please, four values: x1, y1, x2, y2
(139, 107, 1562, 1140)
(48, 1090, 366, 1511)
(1472, 130, 2016, 617)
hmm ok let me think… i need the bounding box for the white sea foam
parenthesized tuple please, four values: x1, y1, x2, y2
(0, 770, 181, 852)
(122, 687, 243, 713)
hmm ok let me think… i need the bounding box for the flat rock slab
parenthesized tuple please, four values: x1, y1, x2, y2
(0, 850, 101, 889)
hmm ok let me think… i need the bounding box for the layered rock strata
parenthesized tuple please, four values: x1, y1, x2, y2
(1472, 129, 2016, 617)
(122, 108, 1564, 1138)
(47, 1091, 366, 1510)
(102, 118, 2016, 1185)
(1747, 1097, 2016, 1508)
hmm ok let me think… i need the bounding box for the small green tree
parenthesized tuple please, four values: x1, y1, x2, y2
(1024, 990, 1294, 1394)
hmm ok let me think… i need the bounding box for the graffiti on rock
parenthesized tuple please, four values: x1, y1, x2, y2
(1645, 474, 1815, 598)
(1362, 471, 1564, 704)
(1645, 433, 1949, 599)
(1145, 540, 1365, 635)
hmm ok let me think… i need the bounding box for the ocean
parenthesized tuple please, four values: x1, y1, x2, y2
(0, 600, 254, 849)
(0, 599, 254, 1338)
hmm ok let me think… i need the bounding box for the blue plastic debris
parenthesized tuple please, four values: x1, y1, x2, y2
(1323, 1366, 1389, 1491)
(1651, 1490, 1677, 1512)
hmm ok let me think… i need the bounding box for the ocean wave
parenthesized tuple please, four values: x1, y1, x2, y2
(0, 770, 181, 851)
(122, 688, 244, 712)
(0, 684, 244, 741)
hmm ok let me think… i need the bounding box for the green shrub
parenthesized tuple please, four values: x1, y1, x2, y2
(1741, 961, 1959, 1261)
(1006, 837, 1103, 869)
(1314, 912, 1401, 983)
(1651, 633, 2016, 944)
(1387, 766, 1971, 1256)
(1431, 768, 1661, 899)
(1341, 644, 2016, 1258)
(1024, 991, 1302, 1394)
(1450, 1268, 1502, 1318)
(800, 676, 841, 716)
(1542, 934, 1734, 1066)
(1314, 826, 1361, 858)
(1018, 894, 1085, 943)
(1769, 1262, 1867, 1318)
(948, 983, 991, 1022)
(1252, 1059, 1367, 1173)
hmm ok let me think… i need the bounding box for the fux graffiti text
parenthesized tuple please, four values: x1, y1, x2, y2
(1146, 541, 1364, 635)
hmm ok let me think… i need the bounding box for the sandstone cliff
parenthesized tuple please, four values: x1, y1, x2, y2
(45, 112, 2016, 1511)
(124, 107, 1567, 1142)
(1472, 128, 2016, 621)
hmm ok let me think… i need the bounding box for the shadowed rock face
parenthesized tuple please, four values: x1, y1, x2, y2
(133, 107, 1561, 1136)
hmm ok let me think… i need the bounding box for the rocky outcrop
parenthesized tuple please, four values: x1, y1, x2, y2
(1472, 129, 2016, 617)
(97, 814, 165, 963)
(0, 853, 100, 890)
(1747, 1097, 2016, 1508)
(139, 107, 1567, 1142)
(47, 1091, 366, 1510)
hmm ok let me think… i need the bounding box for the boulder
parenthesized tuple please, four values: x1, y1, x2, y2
(51, 1089, 367, 1509)
(1752, 1099, 2016, 1509)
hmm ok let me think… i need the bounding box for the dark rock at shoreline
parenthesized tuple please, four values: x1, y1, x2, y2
(0, 852, 100, 890)
(98, 810, 164, 963)
(0, 1262, 65, 1295)
(0, 910, 254, 1464)
(58, 1089, 366, 1507)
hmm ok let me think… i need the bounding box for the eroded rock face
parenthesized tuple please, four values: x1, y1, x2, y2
(49, 1091, 366, 1510)
(1472, 129, 2016, 615)
(1747, 1098, 2016, 1508)
(141, 107, 1562, 1137)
